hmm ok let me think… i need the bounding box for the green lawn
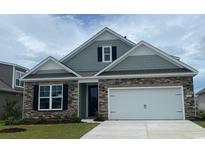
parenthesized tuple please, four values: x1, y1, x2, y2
(193, 121, 205, 128)
(0, 122, 98, 139)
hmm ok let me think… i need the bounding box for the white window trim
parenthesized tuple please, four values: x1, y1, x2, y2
(38, 84, 63, 111)
(15, 70, 25, 88)
(102, 46, 112, 63)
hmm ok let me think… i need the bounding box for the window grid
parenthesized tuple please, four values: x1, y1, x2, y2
(15, 71, 25, 87)
(102, 46, 112, 62)
(38, 84, 63, 111)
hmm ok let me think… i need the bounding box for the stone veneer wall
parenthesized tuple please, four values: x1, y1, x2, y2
(98, 77, 195, 119)
(23, 80, 78, 119)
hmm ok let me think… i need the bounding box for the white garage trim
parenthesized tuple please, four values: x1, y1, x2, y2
(108, 86, 185, 120)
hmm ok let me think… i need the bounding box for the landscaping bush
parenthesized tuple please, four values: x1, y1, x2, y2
(4, 113, 81, 125)
(4, 116, 16, 125)
(3, 98, 20, 120)
(4, 119, 23, 125)
(199, 111, 205, 119)
(4, 118, 26, 125)
(36, 116, 47, 124)
(67, 113, 81, 123)
(94, 112, 104, 121)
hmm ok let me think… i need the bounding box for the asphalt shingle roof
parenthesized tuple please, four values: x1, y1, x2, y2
(100, 68, 191, 76)
(0, 79, 22, 93)
(25, 73, 76, 79)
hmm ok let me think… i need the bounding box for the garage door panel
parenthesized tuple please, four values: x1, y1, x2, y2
(110, 94, 144, 119)
(109, 87, 184, 120)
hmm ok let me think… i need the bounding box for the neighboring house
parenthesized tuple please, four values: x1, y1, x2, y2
(0, 61, 28, 118)
(22, 27, 198, 120)
(196, 88, 205, 111)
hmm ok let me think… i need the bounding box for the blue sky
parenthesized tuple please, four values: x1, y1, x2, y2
(0, 14, 204, 92)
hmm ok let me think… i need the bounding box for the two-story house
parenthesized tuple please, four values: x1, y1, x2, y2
(22, 27, 198, 120)
(0, 61, 28, 118)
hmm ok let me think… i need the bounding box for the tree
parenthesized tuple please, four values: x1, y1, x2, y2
(3, 98, 20, 120)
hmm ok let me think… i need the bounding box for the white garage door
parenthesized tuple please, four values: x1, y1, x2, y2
(109, 87, 184, 120)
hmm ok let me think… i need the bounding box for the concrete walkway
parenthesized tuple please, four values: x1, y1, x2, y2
(81, 120, 205, 139)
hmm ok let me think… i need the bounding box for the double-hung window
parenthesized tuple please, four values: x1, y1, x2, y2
(15, 71, 24, 87)
(39, 85, 63, 110)
(102, 46, 112, 62)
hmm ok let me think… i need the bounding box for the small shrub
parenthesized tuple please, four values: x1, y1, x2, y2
(36, 116, 47, 124)
(5, 119, 23, 125)
(20, 119, 32, 125)
(12, 119, 24, 125)
(54, 115, 63, 123)
(94, 112, 104, 121)
(199, 111, 205, 119)
(55, 115, 62, 119)
(5, 114, 82, 125)
(67, 113, 81, 123)
(4, 116, 16, 125)
(63, 115, 69, 120)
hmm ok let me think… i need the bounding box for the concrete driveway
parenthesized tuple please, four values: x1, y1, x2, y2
(81, 120, 205, 139)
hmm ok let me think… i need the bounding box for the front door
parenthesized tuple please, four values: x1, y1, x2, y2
(88, 85, 98, 117)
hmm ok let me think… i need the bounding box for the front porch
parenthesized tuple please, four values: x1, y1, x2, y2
(79, 82, 98, 118)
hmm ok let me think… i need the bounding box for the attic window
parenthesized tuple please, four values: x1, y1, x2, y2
(102, 46, 112, 62)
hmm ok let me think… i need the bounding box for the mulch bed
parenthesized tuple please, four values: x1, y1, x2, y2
(0, 128, 26, 133)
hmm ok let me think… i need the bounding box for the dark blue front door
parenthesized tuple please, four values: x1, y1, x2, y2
(88, 85, 98, 117)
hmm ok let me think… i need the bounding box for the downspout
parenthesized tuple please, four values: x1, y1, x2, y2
(12, 66, 15, 89)
(22, 86, 25, 119)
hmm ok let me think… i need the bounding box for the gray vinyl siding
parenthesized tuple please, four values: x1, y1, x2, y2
(110, 55, 180, 71)
(0, 64, 13, 87)
(63, 39, 132, 72)
(77, 71, 98, 77)
(198, 94, 205, 111)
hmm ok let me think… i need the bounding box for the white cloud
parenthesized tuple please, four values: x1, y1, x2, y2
(0, 14, 89, 67)
(0, 14, 204, 91)
(17, 32, 48, 53)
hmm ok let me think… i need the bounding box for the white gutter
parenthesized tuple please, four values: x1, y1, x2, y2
(21, 72, 196, 82)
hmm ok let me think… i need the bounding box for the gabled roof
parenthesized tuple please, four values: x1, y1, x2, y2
(21, 56, 81, 80)
(60, 27, 136, 62)
(0, 79, 22, 93)
(0, 61, 29, 71)
(94, 40, 198, 76)
(196, 88, 205, 95)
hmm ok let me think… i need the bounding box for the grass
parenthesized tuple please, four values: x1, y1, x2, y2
(193, 120, 205, 128)
(0, 121, 98, 139)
